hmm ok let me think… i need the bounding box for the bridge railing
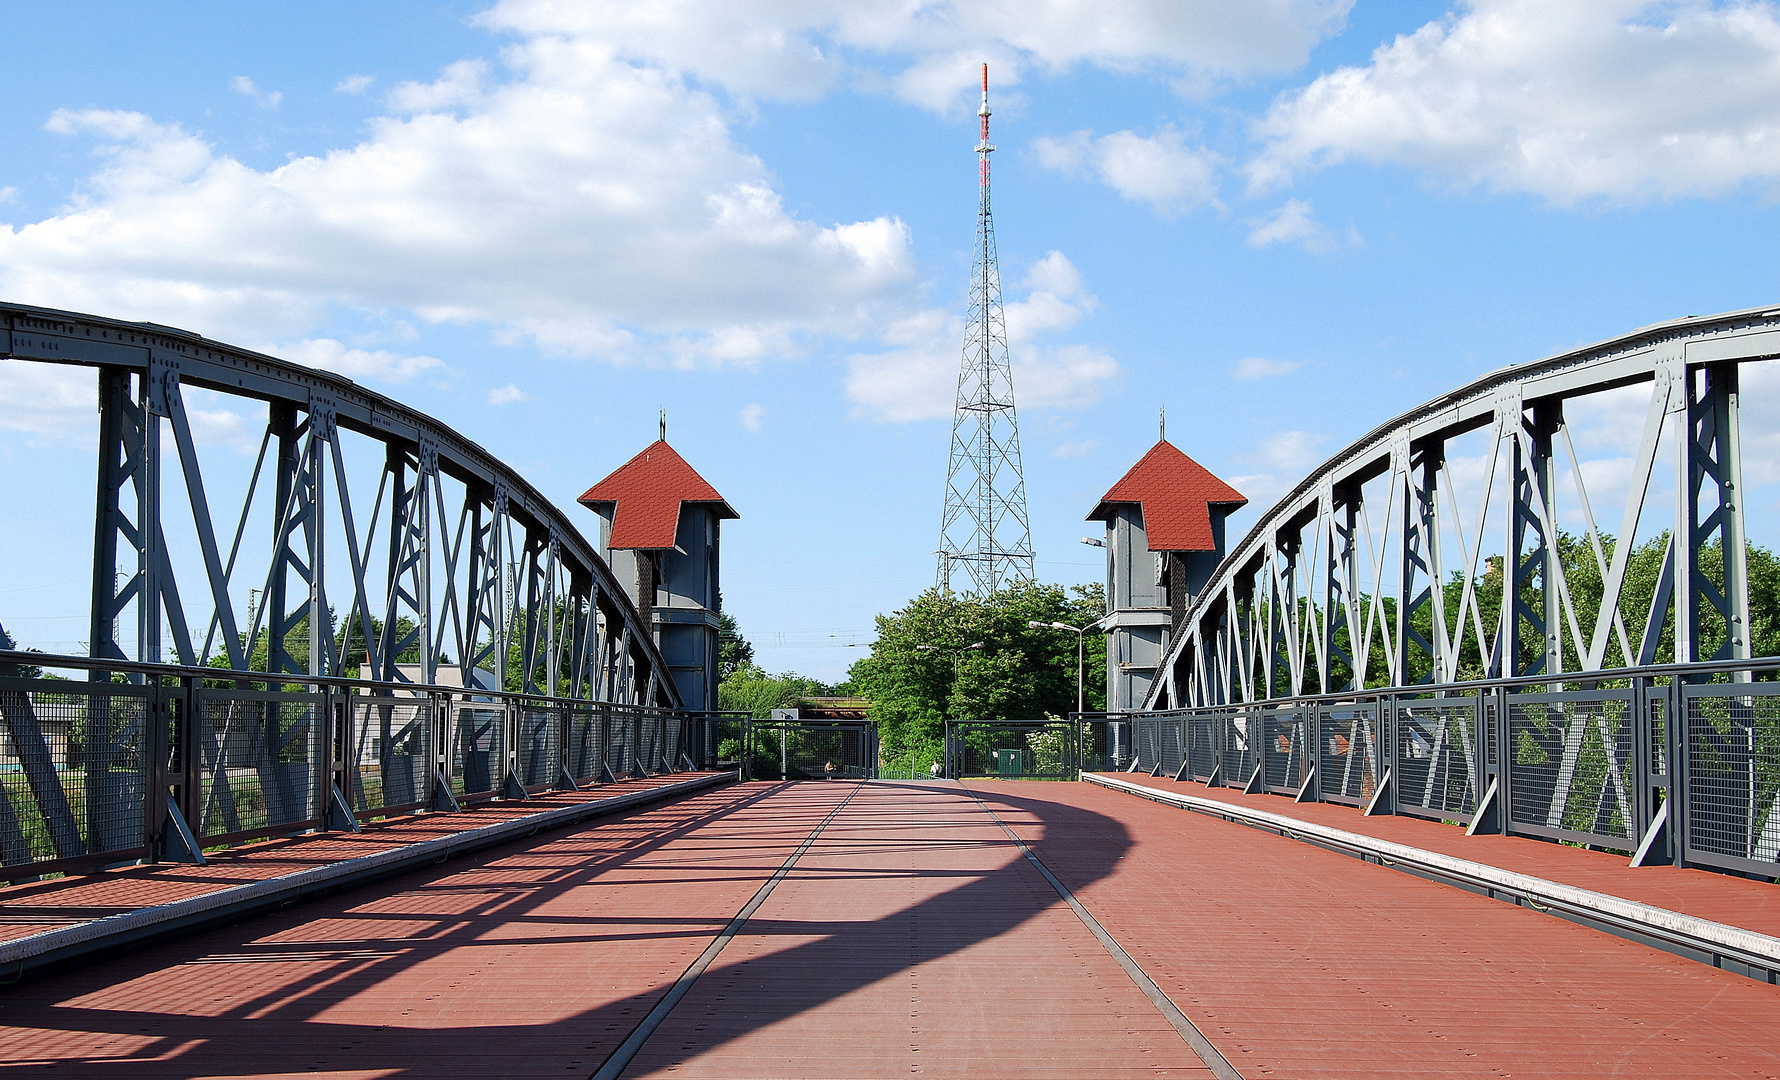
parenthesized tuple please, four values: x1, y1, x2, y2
(0, 649, 697, 883)
(1120, 656, 1780, 876)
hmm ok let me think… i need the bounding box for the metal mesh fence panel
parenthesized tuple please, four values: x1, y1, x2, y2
(1155, 719, 1183, 778)
(952, 723, 1075, 779)
(1133, 719, 1158, 773)
(606, 707, 636, 778)
(1319, 703, 1379, 804)
(1507, 691, 1634, 845)
(452, 700, 505, 798)
(0, 678, 148, 872)
(350, 696, 430, 816)
(663, 714, 683, 770)
(1184, 716, 1217, 781)
(568, 705, 605, 782)
(1263, 708, 1308, 792)
(1223, 710, 1258, 788)
(1684, 682, 1780, 870)
(1395, 699, 1478, 820)
(516, 705, 559, 789)
(637, 712, 662, 775)
(195, 690, 320, 841)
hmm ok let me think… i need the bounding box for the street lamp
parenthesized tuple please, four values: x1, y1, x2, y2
(1027, 619, 1105, 716)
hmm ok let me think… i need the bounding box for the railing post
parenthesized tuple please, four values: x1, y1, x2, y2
(1493, 685, 1512, 835)
(1668, 678, 1689, 866)
(143, 684, 171, 863)
(175, 675, 201, 840)
(317, 686, 335, 830)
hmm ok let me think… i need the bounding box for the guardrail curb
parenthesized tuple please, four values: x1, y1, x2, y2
(1, 770, 738, 984)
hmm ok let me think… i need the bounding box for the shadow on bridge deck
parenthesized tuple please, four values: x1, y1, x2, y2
(0, 779, 1775, 1078)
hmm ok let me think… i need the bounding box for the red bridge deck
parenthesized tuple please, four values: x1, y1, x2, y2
(0, 779, 1774, 1078)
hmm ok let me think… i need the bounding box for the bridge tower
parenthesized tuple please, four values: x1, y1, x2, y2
(1088, 432, 1246, 727)
(578, 425, 736, 714)
(938, 63, 1034, 594)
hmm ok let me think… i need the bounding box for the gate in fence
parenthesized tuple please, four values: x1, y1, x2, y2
(945, 720, 1081, 781)
(742, 719, 877, 781)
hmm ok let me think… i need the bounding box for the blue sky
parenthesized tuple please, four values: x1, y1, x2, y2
(4, 0, 1780, 681)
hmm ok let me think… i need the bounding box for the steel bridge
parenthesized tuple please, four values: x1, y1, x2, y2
(2, 302, 1778, 1077)
(1119, 304, 1780, 884)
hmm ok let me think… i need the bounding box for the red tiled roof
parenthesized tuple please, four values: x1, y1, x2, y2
(577, 440, 737, 550)
(1087, 440, 1246, 551)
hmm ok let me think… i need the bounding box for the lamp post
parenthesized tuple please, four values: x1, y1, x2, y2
(1027, 619, 1103, 716)
(917, 641, 983, 778)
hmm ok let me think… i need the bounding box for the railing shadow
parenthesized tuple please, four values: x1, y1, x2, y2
(0, 781, 1128, 1077)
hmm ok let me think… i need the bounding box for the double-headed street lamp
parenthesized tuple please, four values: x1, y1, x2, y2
(916, 641, 985, 661)
(1027, 619, 1106, 716)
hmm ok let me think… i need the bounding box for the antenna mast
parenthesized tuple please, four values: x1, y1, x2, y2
(937, 63, 1035, 594)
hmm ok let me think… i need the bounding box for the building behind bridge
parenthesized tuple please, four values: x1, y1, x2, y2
(579, 438, 737, 713)
(1088, 439, 1246, 712)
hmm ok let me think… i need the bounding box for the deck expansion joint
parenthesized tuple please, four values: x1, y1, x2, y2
(961, 782, 1244, 1080)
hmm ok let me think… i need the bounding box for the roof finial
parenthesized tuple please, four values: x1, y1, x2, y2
(659, 409, 666, 443)
(1160, 406, 1166, 443)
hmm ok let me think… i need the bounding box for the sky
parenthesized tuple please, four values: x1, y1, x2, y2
(4, 0, 1780, 682)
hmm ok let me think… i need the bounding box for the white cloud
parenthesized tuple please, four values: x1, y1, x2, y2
(335, 74, 374, 95)
(180, 387, 260, 453)
(0, 186, 17, 204)
(1053, 439, 1098, 458)
(229, 76, 283, 110)
(1250, 0, 1780, 204)
(278, 339, 446, 383)
(1246, 198, 1339, 252)
(844, 251, 1120, 421)
(1, 35, 916, 357)
(1253, 430, 1328, 471)
(1034, 127, 1221, 213)
(486, 382, 528, 404)
(0, 360, 94, 440)
(480, 0, 1353, 110)
(1233, 356, 1303, 379)
(740, 402, 766, 431)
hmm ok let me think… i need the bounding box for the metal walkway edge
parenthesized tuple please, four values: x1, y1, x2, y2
(1084, 772, 1780, 983)
(0, 771, 736, 984)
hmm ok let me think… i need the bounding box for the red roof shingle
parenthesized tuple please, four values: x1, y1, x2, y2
(577, 440, 737, 550)
(1087, 440, 1246, 551)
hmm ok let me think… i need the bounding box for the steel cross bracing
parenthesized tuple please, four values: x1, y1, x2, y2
(1117, 306, 1780, 876)
(938, 66, 1034, 595)
(1149, 308, 1772, 713)
(1, 302, 678, 711)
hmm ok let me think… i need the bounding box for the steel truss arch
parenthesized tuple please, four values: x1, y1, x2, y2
(1150, 304, 1780, 710)
(2, 301, 679, 709)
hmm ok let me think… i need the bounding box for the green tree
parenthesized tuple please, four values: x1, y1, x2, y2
(717, 665, 835, 718)
(846, 581, 1107, 763)
(1310, 532, 1779, 691)
(0, 624, 43, 678)
(718, 611, 754, 680)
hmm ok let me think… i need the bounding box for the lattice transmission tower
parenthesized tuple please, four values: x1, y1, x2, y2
(937, 64, 1034, 594)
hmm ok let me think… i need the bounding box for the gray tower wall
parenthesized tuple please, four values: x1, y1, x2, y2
(1102, 505, 1168, 718)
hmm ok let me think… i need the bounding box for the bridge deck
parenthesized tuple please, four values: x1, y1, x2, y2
(1090, 771, 1780, 938)
(0, 779, 1774, 1078)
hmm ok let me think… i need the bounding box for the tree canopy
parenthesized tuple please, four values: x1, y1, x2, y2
(845, 581, 1106, 761)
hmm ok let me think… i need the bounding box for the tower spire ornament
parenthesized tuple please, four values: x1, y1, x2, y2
(937, 63, 1035, 594)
